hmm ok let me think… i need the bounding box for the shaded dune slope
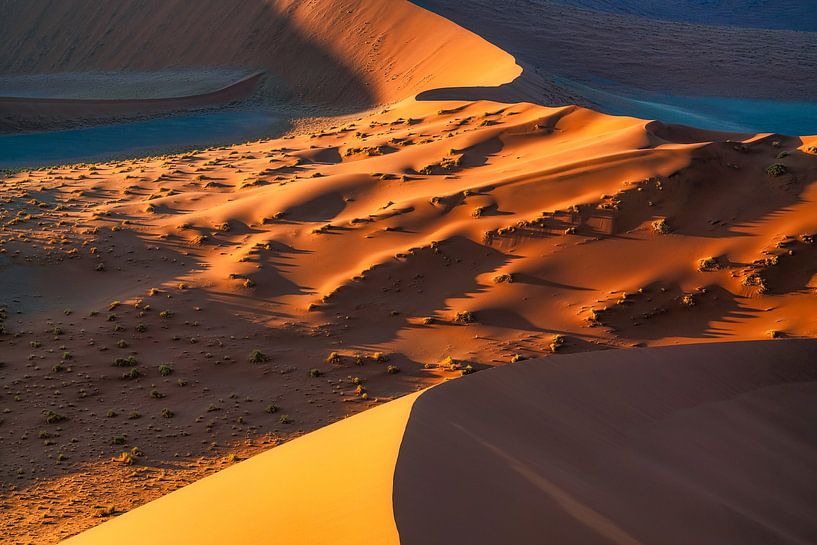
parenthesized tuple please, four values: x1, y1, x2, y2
(0, 72, 264, 133)
(415, 0, 817, 135)
(395, 340, 817, 545)
(0, 0, 519, 108)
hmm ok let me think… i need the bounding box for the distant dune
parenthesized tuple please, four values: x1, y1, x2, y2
(0, 72, 264, 133)
(0, 0, 519, 108)
(417, 0, 817, 133)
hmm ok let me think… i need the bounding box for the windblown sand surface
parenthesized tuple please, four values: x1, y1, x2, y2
(395, 340, 817, 545)
(62, 391, 420, 545)
(0, 73, 264, 133)
(0, 0, 815, 543)
(59, 341, 817, 544)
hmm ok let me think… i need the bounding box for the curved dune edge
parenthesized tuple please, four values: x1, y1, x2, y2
(61, 390, 422, 545)
(0, 0, 521, 109)
(393, 340, 817, 545)
(0, 73, 264, 133)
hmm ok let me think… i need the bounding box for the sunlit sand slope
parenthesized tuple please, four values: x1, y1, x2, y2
(61, 391, 420, 545)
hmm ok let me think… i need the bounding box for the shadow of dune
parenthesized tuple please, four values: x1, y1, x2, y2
(321, 236, 516, 345)
(0, 0, 378, 132)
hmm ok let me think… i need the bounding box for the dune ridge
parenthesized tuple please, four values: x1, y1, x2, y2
(61, 390, 420, 545)
(0, 72, 264, 133)
(0, 0, 519, 109)
(59, 341, 817, 544)
(1, 1, 816, 543)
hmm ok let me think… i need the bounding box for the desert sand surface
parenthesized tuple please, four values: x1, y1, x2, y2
(61, 390, 420, 545)
(59, 341, 817, 544)
(0, 0, 815, 543)
(0, 73, 264, 133)
(395, 340, 817, 545)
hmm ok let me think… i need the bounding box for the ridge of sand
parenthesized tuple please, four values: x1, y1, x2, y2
(0, 73, 264, 133)
(60, 340, 817, 544)
(61, 390, 421, 545)
(0, 0, 520, 109)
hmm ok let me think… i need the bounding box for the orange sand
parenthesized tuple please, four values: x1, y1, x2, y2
(0, 0, 815, 543)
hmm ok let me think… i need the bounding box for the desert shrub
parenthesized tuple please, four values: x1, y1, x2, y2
(652, 219, 671, 234)
(43, 410, 66, 424)
(248, 349, 269, 363)
(113, 356, 138, 367)
(158, 364, 173, 376)
(325, 351, 342, 365)
(454, 310, 475, 324)
(121, 368, 141, 380)
(766, 163, 788, 177)
(698, 256, 718, 271)
(113, 452, 135, 465)
(371, 352, 389, 363)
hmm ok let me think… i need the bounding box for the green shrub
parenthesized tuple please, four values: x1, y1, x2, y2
(766, 163, 787, 177)
(248, 349, 269, 363)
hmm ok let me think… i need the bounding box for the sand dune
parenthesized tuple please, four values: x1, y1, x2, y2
(1, 0, 816, 543)
(0, 72, 264, 133)
(2, 94, 815, 542)
(0, 0, 519, 108)
(61, 340, 817, 544)
(394, 340, 817, 545)
(61, 391, 419, 545)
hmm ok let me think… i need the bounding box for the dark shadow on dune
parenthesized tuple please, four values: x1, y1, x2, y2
(394, 339, 817, 545)
(321, 236, 518, 345)
(600, 284, 753, 341)
(0, 0, 376, 108)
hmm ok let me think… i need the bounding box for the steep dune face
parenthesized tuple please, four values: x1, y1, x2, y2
(394, 340, 817, 545)
(0, 0, 519, 107)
